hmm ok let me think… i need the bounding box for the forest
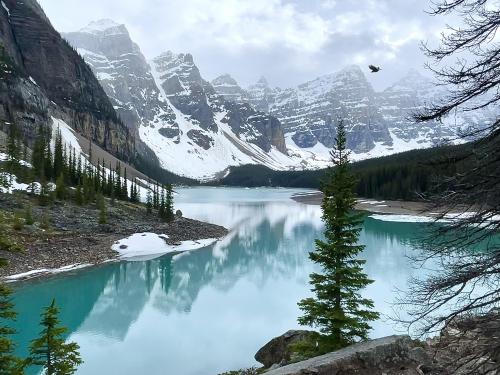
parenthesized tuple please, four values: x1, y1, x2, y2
(216, 141, 473, 201)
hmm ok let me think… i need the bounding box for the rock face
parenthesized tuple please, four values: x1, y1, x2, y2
(211, 74, 248, 103)
(255, 330, 317, 368)
(213, 67, 499, 165)
(264, 335, 432, 375)
(0, 4, 134, 161)
(65, 21, 292, 180)
(269, 66, 392, 153)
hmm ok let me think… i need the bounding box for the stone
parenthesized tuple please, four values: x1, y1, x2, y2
(264, 335, 423, 375)
(175, 210, 183, 218)
(255, 330, 318, 368)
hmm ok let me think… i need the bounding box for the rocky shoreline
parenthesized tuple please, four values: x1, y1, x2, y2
(0, 192, 228, 281)
(292, 191, 432, 216)
(223, 311, 500, 374)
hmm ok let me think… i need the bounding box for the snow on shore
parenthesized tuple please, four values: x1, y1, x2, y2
(4, 264, 93, 282)
(369, 214, 436, 223)
(112, 233, 218, 261)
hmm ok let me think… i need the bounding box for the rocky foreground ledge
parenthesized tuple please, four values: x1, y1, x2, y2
(0, 193, 228, 281)
(229, 312, 500, 375)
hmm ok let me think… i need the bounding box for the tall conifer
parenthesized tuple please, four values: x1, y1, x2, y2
(298, 121, 379, 352)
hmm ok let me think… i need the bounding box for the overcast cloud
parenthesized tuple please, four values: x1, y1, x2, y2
(38, 0, 451, 90)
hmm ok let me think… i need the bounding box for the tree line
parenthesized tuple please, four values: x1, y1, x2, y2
(217, 141, 472, 202)
(3, 122, 175, 223)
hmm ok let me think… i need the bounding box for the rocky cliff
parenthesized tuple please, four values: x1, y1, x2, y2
(65, 21, 293, 180)
(214, 67, 499, 164)
(0, 1, 134, 161)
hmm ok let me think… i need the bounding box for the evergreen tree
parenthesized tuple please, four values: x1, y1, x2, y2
(32, 124, 47, 179)
(114, 162, 122, 199)
(0, 283, 23, 374)
(75, 184, 83, 206)
(153, 183, 159, 210)
(158, 187, 166, 220)
(298, 121, 379, 352)
(97, 194, 107, 225)
(55, 174, 66, 200)
(6, 122, 20, 175)
(165, 184, 174, 222)
(53, 129, 64, 180)
(26, 299, 82, 375)
(122, 168, 128, 200)
(146, 180, 153, 214)
(25, 204, 34, 225)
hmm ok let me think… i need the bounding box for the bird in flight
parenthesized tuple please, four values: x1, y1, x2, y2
(368, 65, 381, 73)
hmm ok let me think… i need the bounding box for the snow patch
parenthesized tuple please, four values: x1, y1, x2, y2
(4, 264, 92, 282)
(1, 1, 10, 16)
(369, 214, 436, 223)
(112, 233, 218, 261)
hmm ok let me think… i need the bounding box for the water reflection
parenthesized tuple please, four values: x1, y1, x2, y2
(12, 188, 429, 375)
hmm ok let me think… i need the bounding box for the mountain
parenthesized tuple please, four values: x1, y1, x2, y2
(65, 21, 297, 180)
(0, 3, 134, 161)
(213, 67, 498, 163)
(211, 74, 248, 103)
(269, 65, 392, 153)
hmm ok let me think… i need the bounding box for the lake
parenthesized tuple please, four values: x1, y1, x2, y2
(12, 187, 430, 375)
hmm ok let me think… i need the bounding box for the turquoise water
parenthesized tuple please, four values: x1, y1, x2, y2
(12, 188, 428, 375)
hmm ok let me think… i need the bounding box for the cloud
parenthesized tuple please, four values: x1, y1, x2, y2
(38, 0, 449, 90)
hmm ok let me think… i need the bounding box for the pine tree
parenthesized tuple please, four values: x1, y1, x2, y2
(26, 299, 82, 375)
(55, 174, 66, 200)
(75, 183, 83, 206)
(25, 204, 34, 225)
(53, 129, 64, 180)
(153, 183, 159, 210)
(114, 162, 122, 199)
(0, 283, 23, 374)
(6, 122, 20, 175)
(122, 168, 128, 200)
(297, 121, 379, 352)
(165, 184, 174, 222)
(97, 194, 107, 225)
(146, 180, 153, 214)
(158, 186, 166, 220)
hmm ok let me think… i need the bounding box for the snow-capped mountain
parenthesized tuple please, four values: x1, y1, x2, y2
(211, 74, 248, 103)
(214, 67, 498, 162)
(65, 21, 297, 180)
(65, 20, 499, 181)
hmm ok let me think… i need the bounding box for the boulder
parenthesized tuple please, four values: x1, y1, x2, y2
(175, 210, 183, 218)
(264, 335, 435, 375)
(255, 330, 317, 368)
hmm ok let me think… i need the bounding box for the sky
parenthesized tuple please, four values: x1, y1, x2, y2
(37, 0, 452, 91)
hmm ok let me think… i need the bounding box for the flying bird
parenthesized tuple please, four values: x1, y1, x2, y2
(368, 65, 381, 73)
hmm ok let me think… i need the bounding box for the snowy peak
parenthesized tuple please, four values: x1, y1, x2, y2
(79, 19, 128, 35)
(152, 51, 204, 95)
(211, 74, 247, 102)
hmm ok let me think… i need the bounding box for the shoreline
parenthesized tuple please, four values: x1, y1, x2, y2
(0, 193, 228, 282)
(292, 191, 432, 216)
(0, 217, 228, 282)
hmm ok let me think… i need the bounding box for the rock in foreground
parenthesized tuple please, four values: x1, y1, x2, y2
(263, 335, 429, 375)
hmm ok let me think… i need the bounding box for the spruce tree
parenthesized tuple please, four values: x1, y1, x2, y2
(55, 174, 66, 200)
(146, 180, 153, 214)
(75, 184, 83, 206)
(165, 184, 174, 222)
(97, 194, 107, 225)
(0, 283, 23, 374)
(122, 168, 128, 200)
(25, 204, 34, 225)
(298, 121, 379, 352)
(6, 122, 20, 175)
(53, 129, 64, 180)
(158, 187, 166, 220)
(26, 299, 82, 375)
